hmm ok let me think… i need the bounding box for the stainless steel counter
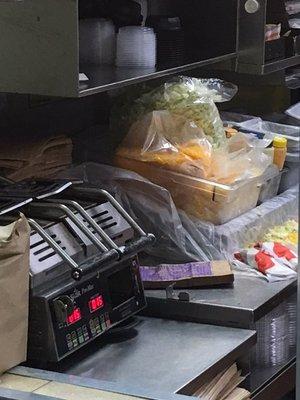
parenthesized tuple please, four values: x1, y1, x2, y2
(40, 317, 256, 397)
(144, 275, 297, 328)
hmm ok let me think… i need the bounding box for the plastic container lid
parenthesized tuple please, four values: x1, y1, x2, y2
(146, 16, 182, 31)
(273, 136, 287, 148)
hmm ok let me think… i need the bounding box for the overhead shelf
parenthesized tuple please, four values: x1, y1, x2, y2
(79, 53, 237, 96)
(264, 55, 300, 74)
(0, 0, 238, 97)
(239, 55, 300, 75)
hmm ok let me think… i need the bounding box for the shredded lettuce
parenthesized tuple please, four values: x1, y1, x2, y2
(111, 77, 237, 148)
(263, 220, 298, 246)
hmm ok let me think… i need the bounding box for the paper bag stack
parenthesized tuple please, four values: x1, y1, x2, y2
(194, 364, 250, 400)
(0, 135, 73, 181)
(0, 215, 30, 375)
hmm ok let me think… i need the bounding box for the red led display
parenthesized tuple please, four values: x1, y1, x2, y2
(67, 308, 81, 325)
(89, 295, 104, 312)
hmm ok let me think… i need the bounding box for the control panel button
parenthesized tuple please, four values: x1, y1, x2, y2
(53, 296, 74, 324)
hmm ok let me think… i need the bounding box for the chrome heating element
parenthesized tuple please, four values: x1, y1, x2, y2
(0, 180, 155, 363)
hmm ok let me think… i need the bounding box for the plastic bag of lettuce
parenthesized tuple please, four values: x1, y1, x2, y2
(111, 76, 237, 148)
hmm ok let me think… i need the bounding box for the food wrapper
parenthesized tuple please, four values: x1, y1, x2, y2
(140, 260, 234, 289)
(261, 242, 298, 270)
(235, 242, 297, 282)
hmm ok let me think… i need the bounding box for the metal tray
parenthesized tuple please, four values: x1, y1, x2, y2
(39, 316, 256, 397)
(144, 275, 297, 329)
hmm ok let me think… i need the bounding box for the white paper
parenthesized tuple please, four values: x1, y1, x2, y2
(286, 102, 300, 120)
(79, 73, 89, 82)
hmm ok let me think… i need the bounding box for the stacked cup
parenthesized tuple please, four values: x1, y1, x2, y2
(146, 16, 185, 68)
(116, 26, 156, 68)
(79, 18, 116, 65)
(253, 303, 289, 368)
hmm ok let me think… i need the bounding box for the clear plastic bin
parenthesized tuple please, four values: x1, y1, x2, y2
(221, 111, 256, 124)
(194, 186, 298, 259)
(258, 167, 282, 205)
(115, 156, 262, 225)
(239, 118, 300, 153)
(279, 158, 300, 192)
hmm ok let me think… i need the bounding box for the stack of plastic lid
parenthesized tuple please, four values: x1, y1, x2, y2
(253, 303, 289, 367)
(79, 18, 116, 65)
(286, 299, 297, 352)
(146, 16, 185, 68)
(116, 26, 156, 68)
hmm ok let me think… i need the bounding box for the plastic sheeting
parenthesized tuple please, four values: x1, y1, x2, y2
(111, 76, 237, 149)
(194, 186, 298, 259)
(116, 110, 273, 185)
(60, 163, 297, 278)
(60, 162, 222, 264)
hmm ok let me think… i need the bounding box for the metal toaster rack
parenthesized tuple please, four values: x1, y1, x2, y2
(0, 180, 155, 281)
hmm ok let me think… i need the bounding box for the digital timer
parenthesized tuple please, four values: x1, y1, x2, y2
(67, 308, 82, 325)
(89, 295, 104, 312)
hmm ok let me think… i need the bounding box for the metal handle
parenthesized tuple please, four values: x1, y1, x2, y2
(48, 199, 121, 252)
(121, 234, 155, 257)
(72, 250, 119, 281)
(73, 186, 147, 236)
(28, 218, 79, 271)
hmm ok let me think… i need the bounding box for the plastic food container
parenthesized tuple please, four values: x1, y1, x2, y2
(279, 153, 300, 192)
(115, 156, 261, 225)
(239, 118, 300, 153)
(258, 167, 282, 205)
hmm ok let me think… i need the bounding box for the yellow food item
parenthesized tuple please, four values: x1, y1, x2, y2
(178, 143, 208, 160)
(262, 219, 298, 246)
(287, 231, 298, 246)
(225, 127, 238, 138)
(143, 151, 188, 167)
(116, 141, 212, 178)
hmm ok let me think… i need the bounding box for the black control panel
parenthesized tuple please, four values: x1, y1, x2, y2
(28, 257, 146, 362)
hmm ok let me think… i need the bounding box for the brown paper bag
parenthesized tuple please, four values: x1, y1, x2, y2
(0, 215, 30, 375)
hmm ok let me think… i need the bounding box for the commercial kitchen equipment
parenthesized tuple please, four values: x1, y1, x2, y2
(0, 179, 155, 363)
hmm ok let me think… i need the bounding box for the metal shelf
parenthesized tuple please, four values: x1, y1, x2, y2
(249, 348, 296, 393)
(78, 53, 237, 96)
(237, 55, 300, 75)
(144, 276, 297, 329)
(264, 55, 300, 74)
(0, 0, 238, 97)
(251, 359, 296, 400)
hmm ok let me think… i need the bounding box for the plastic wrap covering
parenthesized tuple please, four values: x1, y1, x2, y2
(286, 102, 300, 120)
(239, 118, 300, 154)
(114, 157, 264, 225)
(59, 164, 297, 271)
(286, 0, 300, 15)
(117, 110, 213, 179)
(59, 162, 222, 264)
(116, 111, 272, 185)
(221, 111, 256, 124)
(194, 186, 298, 260)
(111, 76, 237, 148)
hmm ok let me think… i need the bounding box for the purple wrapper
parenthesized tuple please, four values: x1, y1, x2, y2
(140, 262, 213, 282)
